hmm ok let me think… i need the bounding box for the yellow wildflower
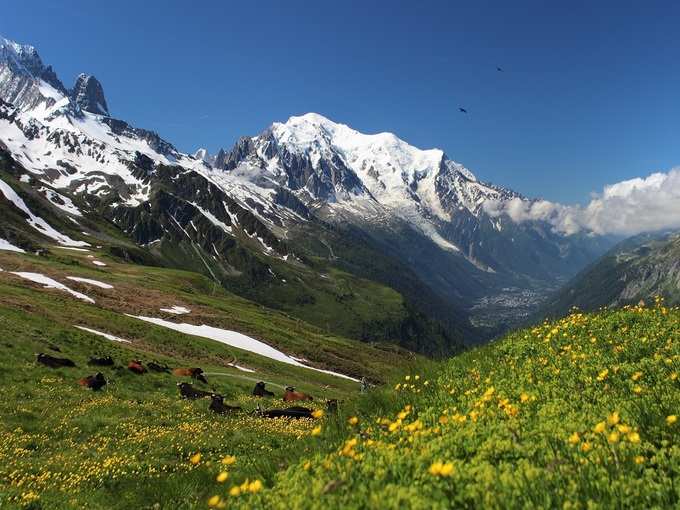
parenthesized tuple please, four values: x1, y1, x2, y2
(593, 421, 606, 434)
(208, 495, 222, 508)
(311, 409, 324, 419)
(429, 461, 454, 477)
(666, 415, 678, 426)
(608, 431, 620, 444)
(627, 432, 640, 443)
(221, 455, 236, 466)
(348, 416, 359, 425)
(607, 412, 620, 426)
(189, 452, 201, 465)
(229, 486, 241, 497)
(216, 471, 229, 483)
(311, 426, 322, 436)
(568, 432, 580, 445)
(248, 480, 263, 493)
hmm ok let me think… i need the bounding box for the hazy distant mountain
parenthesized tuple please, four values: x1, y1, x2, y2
(537, 231, 680, 318)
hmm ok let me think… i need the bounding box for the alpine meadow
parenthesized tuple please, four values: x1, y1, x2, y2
(1, 2, 679, 509)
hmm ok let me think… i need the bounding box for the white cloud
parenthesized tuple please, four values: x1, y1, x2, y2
(484, 168, 680, 236)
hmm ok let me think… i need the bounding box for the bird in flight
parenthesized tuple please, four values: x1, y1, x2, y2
(458, 107, 468, 114)
(497, 66, 504, 72)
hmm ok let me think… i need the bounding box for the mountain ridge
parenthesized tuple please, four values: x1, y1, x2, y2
(0, 34, 616, 347)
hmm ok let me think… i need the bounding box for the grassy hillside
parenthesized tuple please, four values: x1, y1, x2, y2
(246, 300, 680, 509)
(2, 269, 678, 508)
(0, 246, 427, 509)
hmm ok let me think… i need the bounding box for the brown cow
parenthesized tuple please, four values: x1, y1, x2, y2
(172, 367, 207, 384)
(78, 372, 107, 391)
(283, 386, 313, 402)
(128, 360, 146, 374)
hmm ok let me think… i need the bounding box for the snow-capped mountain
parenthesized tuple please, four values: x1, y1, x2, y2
(0, 35, 614, 341)
(211, 113, 609, 282)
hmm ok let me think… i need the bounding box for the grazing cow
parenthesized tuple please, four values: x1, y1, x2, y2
(88, 356, 114, 367)
(257, 405, 314, 419)
(177, 382, 212, 400)
(172, 367, 208, 383)
(37, 353, 75, 368)
(252, 381, 275, 398)
(208, 394, 241, 414)
(283, 386, 313, 402)
(147, 362, 170, 373)
(78, 372, 107, 391)
(128, 360, 146, 374)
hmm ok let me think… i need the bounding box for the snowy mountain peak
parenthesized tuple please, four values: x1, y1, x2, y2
(0, 35, 69, 114)
(70, 73, 109, 116)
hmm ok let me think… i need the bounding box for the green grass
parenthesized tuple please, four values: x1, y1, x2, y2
(242, 300, 680, 509)
(0, 247, 421, 508)
(3, 243, 678, 509)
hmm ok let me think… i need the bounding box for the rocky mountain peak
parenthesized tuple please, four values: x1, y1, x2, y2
(0, 35, 68, 111)
(70, 73, 108, 116)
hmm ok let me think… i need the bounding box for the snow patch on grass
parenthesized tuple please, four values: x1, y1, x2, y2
(160, 305, 191, 315)
(74, 326, 130, 343)
(0, 238, 25, 253)
(66, 277, 113, 289)
(10, 272, 94, 303)
(126, 315, 358, 381)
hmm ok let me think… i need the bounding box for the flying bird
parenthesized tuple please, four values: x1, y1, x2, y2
(497, 66, 504, 72)
(458, 107, 468, 114)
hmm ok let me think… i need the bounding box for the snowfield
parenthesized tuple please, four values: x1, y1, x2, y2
(160, 305, 191, 315)
(10, 272, 94, 303)
(0, 178, 89, 247)
(126, 315, 359, 381)
(74, 326, 130, 343)
(0, 237, 25, 253)
(66, 276, 114, 289)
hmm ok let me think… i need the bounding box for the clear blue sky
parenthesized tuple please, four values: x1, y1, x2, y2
(2, 0, 679, 203)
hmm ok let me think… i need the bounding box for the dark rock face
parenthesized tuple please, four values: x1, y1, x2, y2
(70, 74, 109, 116)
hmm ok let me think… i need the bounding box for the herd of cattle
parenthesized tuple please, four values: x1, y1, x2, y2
(36, 353, 336, 419)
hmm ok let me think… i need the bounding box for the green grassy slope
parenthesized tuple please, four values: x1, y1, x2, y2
(246, 301, 680, 509)
(0, 246, 427, 509)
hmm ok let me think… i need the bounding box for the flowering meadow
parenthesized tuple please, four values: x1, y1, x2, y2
(2, 299, 679, 508)
(244, 300, 680, 509)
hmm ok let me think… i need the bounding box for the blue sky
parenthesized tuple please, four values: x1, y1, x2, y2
(2, 0, 679, 203)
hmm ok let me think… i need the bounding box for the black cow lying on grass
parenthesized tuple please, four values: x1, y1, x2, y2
(256, 405, 315, 419)
(252, 381, 275, 397)
(88, 356, 114, 367)
(37, 353, 75, 368)
(147, 362, 170, 373)
(208, 394, 241, 415)
(177, 382, 212, 400)
(78, 372, 107, 391)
